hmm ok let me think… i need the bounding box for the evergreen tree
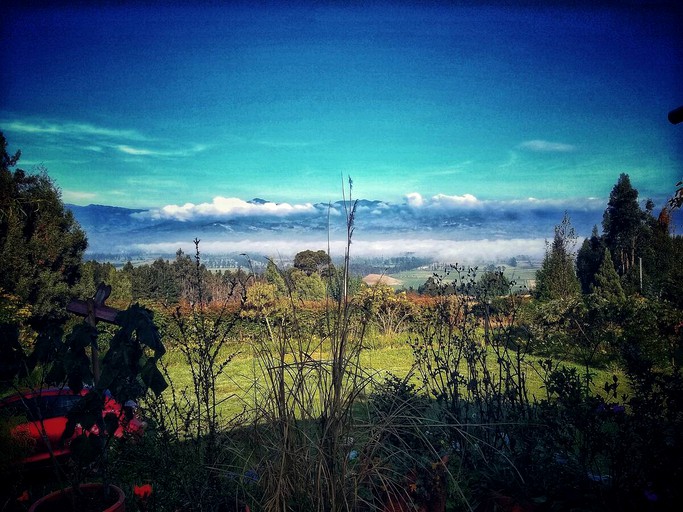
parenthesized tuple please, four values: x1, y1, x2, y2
(535, 213, 581, 301)
(602, 174, 644, 276)
(591, 248, 625, 302)
(172, 249, 197, 301)
(0, 133, 87, 327)
(576, 225, 606, 294)
(106, 264, 132, 304)
(265, 259, 288, 296)
(647, 208, 683, 307)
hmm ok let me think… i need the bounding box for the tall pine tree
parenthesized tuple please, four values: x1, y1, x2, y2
(535, 213, 581, 301)
(576, 225, 606, 294)
(602, 174, 644, 276)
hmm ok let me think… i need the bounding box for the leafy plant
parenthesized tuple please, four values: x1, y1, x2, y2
(135, 239, 250, 512)
(410, 263, 536, 507)
(0, 290, 165, 512)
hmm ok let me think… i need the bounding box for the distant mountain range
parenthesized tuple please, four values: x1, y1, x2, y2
(67, 197, 678, 263)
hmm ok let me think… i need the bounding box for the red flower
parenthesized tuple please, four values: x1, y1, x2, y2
(17, 490, 30, 503)
(134, 483, 153, 500)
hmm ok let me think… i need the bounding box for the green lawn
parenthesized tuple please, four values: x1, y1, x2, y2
(389, 264, 539, 292)
(386, 269, 434, 290)
(161, 339, 622, 420)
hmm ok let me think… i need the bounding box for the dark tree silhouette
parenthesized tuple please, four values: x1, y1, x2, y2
(0, 132, 87, 328)
(576, 225, 606, 294)
(602, 174, 644, 276)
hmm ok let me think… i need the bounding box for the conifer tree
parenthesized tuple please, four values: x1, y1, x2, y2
(576, 225, 606, 294)
(265, 259, 288, 296)
(535, 213, 581, 301)
(591, 248, 625, 302)
(602, 173, 644, 275)
(0, 133, 87, 328)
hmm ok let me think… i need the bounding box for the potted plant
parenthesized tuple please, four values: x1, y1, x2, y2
(25, 286, 168, 511)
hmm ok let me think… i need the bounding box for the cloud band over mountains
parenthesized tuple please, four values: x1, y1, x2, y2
(141, 192, 605, 224)
(69, 191, 622, 263)
(132, 236, 548, 264)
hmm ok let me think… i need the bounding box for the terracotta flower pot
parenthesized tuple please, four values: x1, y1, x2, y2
(29, 483, 125, 512)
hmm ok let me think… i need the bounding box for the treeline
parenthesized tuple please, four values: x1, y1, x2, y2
(75, 248, 252, 306)
(523, 173, 683, 367)
(75, 247, 366, 307)
(536, 173, 683, 307)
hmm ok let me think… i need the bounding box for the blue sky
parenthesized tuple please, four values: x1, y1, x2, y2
(1, 2, 682, 259)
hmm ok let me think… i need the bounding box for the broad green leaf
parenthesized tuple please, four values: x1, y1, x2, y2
(141, 359, 168, 396)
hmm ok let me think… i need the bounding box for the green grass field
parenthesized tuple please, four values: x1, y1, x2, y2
(389, 264, 539, 293)
(161, 338, 621, 420)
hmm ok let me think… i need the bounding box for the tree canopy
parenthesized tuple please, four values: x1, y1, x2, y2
(0, 132, 87, 328)
(293, 249, 333, 276)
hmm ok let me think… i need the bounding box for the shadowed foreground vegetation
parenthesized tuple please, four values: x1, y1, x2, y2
(5, 249, 681, 512)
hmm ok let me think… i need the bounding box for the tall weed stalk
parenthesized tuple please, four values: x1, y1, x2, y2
(246, 181, 371, 512)
(244, 180, 451, 512)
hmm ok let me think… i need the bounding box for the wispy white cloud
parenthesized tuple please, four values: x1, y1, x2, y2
(3, 117, 205, 160)
(117, 145, 156, 156)
(143, 196, 318, 221)
(13, 159, 44, 166)
(62, 190, 97, 203)
(518, 139, 576, 153)
(116, 144, 207, 157)
(3, 120, 146, 140)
